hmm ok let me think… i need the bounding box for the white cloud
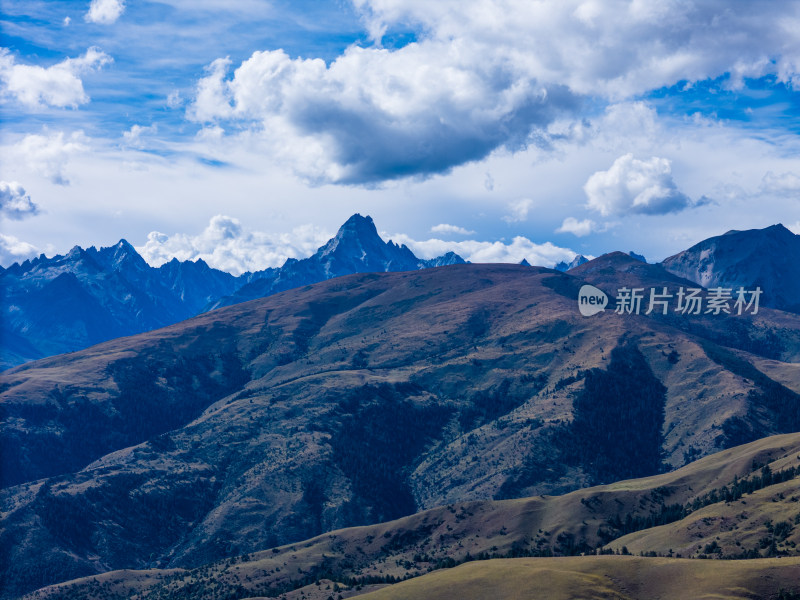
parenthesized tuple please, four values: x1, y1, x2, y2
(195, 125, 225, 142)
(0, 182, 39, 220)
(63, 16, 72, 26)
(0, 234, 39, 264)
(85, 0, 126, 24)
(137, 215, 332, 275)
(122, 124, 158, 149)
(188, 45, 576, 183)
(584, 153, 691, 216)
(761, 171, 800, 195)
(353, 0, 800, 96)
(594, 101, 660, 149)
(788, 221, 800, 235)
(166, 90, 183, 108)
(189, 57, 235, 122)
(0, 47, 111, 109)
(502, 198, 533, 223)
(556, 217, 595, 237)
(430, 223, 475, 235)
(15, 131, 89, 185)
(388, 232, 577, 268)
(187, 1, 800, 184)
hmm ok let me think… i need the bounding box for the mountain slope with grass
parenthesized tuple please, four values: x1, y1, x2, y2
(18, 432, 800, 600)
(3, 257, 800, 597)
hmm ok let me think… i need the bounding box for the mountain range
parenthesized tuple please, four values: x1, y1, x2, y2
(2, 219, 797, 372)
(2, 219, 800, 599)
(0, 215, 463, 369)
(2, 248, 800, 597)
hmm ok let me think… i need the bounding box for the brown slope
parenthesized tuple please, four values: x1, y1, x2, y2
(3, 262, 800, 598)
(355, 557, 800, 600)
(21, 432, 800, 600)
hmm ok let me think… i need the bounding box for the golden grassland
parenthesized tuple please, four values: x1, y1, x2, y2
(355, 556, 800, 600)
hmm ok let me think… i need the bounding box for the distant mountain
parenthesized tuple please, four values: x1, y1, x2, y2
(204, 214, 465, 310)
(421, 251, 466, 268)
(661, 224, 800, 313)
(0, 215, 463, 369)
(554, 254, 588, 271)
(3, 260, 799, 596)
(555, 251, 640, 272)
(0, 241, 245, 368)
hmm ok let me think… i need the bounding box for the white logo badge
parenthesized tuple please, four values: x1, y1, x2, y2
(578, 284, 608, 316)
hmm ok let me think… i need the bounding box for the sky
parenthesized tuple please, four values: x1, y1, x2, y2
(2, 0, 800, 273)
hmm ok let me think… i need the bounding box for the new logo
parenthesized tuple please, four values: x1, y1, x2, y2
(578, 284, 608, 316)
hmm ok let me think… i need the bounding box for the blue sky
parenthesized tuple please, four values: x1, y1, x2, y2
(2, 0, 800, 273)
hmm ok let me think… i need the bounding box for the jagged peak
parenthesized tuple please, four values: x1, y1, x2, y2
(319, 214, 373, 254)
(628, 251, 647, 263)
(341, 213, 375, 228)
(317, 214, 391, 261)
(555, 253, 589, 272)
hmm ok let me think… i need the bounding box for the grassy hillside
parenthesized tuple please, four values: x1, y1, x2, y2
(20, 432, 800, 600)
(357, 556, 800, 600)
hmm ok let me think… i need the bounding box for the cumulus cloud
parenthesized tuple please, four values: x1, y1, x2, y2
(502, 198, 534, 223)
(353, 0, 800, 95)
(556, 217, 595, 237)
(0, 47, 111, 109)
(388, 232, 577, 267)
(85, 0, 126, 24)
(0, 234, 39, 264)
(137, 215, 332, 275)
(188, 1, 800, 184)
(190, 57, 235, 122)
(122, 124, 158, 149)
(189, 46, 577, 183)
(430, 223, 475, 235)
(584, 153, 691, 216)
(15, 131, 89, 185)
(0, 182, 39, 220)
